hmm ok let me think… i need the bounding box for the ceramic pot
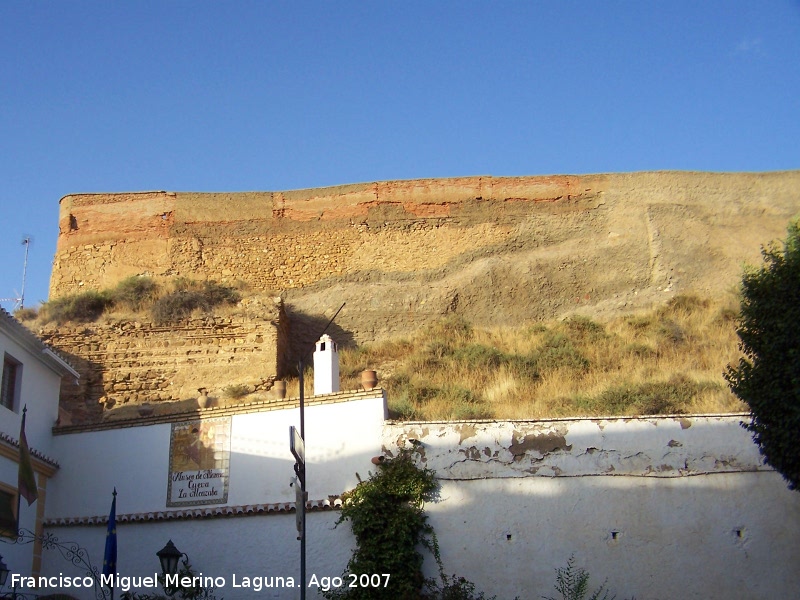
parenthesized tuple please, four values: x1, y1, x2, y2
(361, 370, 378, 391)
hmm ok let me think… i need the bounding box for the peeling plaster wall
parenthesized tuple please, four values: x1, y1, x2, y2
(383, 415, 768, 480)
(383, 416, 800, 600)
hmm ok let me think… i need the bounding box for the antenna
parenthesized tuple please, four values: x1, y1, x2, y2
(0, 237, 32, 311)
(20, 236, 31, 309)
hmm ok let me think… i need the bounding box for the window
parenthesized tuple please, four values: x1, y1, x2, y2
(0, 484, 18, 537)
(1, 354, 21, 411)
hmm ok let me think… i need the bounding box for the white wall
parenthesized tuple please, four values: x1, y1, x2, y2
(0, 455, 40, 585)
(46, 394, 387, 519)
(383, 416, 800, 600)
(33, 413, 800, 600)
(0, 330, 62, 457)
(40, 511, 355, 600)
(38, 393, 387, 600)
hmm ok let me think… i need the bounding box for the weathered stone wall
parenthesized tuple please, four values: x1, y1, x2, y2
(37, 297, 287, 425)
(50, 172, 800, 346)
(50, 176, 607, 296)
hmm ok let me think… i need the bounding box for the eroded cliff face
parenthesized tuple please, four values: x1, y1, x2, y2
(51, 172, 800, 351)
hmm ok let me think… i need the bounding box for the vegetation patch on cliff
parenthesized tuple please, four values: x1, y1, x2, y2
(25, 276, 241, 325)
(326, 293, 745, 420)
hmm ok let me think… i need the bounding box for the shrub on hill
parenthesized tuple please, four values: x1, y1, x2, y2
(111, 276, 158, 312)
(36, 276, 240, 325)
(150, 280, 240, 324)
(41, 290, 113, 324)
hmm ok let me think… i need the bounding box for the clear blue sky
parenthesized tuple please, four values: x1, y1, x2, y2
(2, 1, 799, 309)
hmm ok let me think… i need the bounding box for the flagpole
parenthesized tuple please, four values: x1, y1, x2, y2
(103, 488, 117, 600)
(16, 407, 25, 531)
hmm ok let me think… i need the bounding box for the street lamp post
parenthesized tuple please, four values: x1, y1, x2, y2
(156, 540, 187, 596)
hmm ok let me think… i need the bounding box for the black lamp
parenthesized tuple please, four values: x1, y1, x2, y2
(0, 555, 8, 587)
(156, 540, 183, 576)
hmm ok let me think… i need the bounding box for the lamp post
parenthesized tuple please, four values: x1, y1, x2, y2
(156, 540, 186, 596)
(0, 555, 16, 600)
(0, 556, 8, 587)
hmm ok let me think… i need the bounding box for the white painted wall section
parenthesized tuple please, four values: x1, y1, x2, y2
(46, 393, 387, 519)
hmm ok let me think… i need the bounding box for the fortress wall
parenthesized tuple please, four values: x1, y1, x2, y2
(37, 298, 285, 425)
(49, 175, 607, 298)
(48, 172, 800, 349)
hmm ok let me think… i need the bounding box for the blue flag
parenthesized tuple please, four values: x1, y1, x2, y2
(102, 489, 117, 577)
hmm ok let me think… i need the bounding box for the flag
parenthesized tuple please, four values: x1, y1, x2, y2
(102, 489, 117, 577)
(17, 406, 38, 506)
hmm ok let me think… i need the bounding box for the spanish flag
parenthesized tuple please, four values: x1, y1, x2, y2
(18, 406, 38, 506)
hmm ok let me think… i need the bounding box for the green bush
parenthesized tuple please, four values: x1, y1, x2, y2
(726, 221, 800, 490)
(42, 290, 112, 324)
(579, 375, 717, 415)
(543, 554, 614, 600)
(534, 333, 591, 372)
(326, 449, 438, 600)
(151, 290, 206, 323)
(656, 319, 686, 345)
(388, 394, 419, 420)
(454, 344, 507, 369)
(151, 281, 240, 323)
(223, 384, 250, 399)
(198, 280, 240, 306)
(13, 306, 38, 321)
(560, 316, 606, 342)
(624, 343, 657, 358)
(327, 448, 494, 600)
(438, 575, 497, 600)
(659, 293, 709, 316)
(111, 276, 158, 311)
(442, 385, 492, 420)
(424, 315, 474, 341)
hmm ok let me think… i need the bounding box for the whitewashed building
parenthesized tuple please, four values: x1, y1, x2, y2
(0, 307, 79, 585)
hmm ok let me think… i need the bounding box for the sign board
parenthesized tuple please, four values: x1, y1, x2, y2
(294, 478, 307, 539)
(167, 417, 231, 507)
(290, 425, 305, 465)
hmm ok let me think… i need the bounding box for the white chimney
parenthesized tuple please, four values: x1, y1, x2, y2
(313, 334, 339, 395)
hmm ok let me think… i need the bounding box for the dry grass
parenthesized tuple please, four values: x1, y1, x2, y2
(329, 293, 747, 420)
(22, 276, 245, 325)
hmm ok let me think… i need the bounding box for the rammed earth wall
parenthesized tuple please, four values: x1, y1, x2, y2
(49, 172, 800, 345)
(50, 176, 607, 297)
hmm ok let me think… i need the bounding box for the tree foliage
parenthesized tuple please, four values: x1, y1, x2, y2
(725, 221, 800, 490)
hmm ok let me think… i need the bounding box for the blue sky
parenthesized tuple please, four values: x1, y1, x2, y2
(1, 2, 799, 308)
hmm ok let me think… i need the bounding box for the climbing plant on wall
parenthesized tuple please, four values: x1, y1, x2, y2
(325, 447, 495, 600)
(325, 447, 436, 599)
